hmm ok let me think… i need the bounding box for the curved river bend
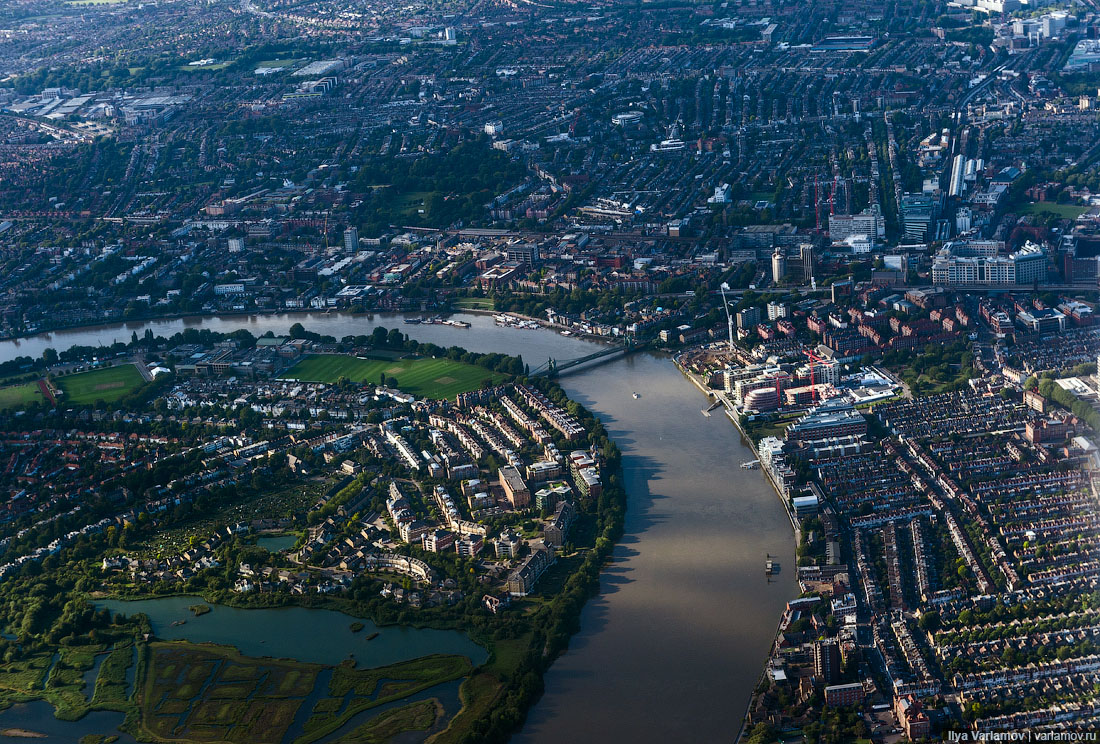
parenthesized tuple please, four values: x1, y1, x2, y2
(0, 312, 795, 742)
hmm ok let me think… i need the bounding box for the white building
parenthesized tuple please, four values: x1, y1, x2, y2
(828, 205, 885, 243)
(709, 183, 733, 204)
(1065, 39, 1100, 70)
(931, 242, 1046, 286)
(767, 302, 788, 321)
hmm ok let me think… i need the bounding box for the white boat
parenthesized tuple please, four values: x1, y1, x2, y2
(560, 330, 572, 336)
(632, 392, 640, 399)
(740, 460, 760, 470)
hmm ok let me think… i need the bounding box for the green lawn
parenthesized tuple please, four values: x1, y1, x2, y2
(1017, 202, 1088, 220)
(281, 355, 504, 399)
(453, 297, 494, 310)
(256, 59, 301, 68)
(0, 381, 45, 409)
(394, 192, 432, 217)
(58, 364, 145, 405)
(180, 62, 231, 72)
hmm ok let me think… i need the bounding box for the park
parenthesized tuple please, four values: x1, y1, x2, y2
(281, 355, 505, 399)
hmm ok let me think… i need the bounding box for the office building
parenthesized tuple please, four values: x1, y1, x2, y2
(828, 205, 884, 243)
(900, 193, 937, 242)
(1065, 39, 1100, 70)
(932, 242, 1046, 286)
(786, 401, 867, 443)
(799, 243, 815, 283)
(505, 242, 540, 266)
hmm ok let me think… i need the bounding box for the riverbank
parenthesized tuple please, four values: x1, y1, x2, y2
(671, 355, 800, 744)
(460, 307, 618, 345)
(0, 307, 302, 346)
(0, 302, 616, 350)
(672, 357, 800, 536)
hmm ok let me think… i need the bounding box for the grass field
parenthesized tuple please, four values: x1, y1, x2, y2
(58, 364, 145, 405)
(1017, 202, 1089, 220)
(281, 355, 505, 399)
(394, 191, 432, 217)
(453, 297, 494, 310)
(0, 381, 45, 409)
(256, 59, 301, 68)
(181, 62, 231, 72)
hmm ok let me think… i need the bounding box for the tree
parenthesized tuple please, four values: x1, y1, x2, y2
(42, 348, 58, 366)
(918, 610, 940, 632)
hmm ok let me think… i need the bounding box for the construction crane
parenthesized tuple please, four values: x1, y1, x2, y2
(814, 175, 820, 231)
(720, 282, 735, 351)
(803, 348, 827, 405)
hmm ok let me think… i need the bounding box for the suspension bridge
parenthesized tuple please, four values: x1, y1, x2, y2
(529, 341, 635, 377)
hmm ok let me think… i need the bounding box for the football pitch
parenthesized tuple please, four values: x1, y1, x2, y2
(281, 355, 505, 399)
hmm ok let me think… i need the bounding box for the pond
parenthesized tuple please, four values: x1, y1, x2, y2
(95, 596, 488, 668)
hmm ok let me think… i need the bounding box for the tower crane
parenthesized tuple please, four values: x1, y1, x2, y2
(720, 282, 734, 351)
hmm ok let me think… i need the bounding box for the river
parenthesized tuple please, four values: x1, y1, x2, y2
(0, 312, 795, 742)
(0, 311, 601, 366)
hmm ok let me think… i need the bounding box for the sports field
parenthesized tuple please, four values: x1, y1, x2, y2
(1017, 202, 1088, 220)
(58, 364, 145, 405)
(0, 382, 46, 409)
(281, 355, 504, 399)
